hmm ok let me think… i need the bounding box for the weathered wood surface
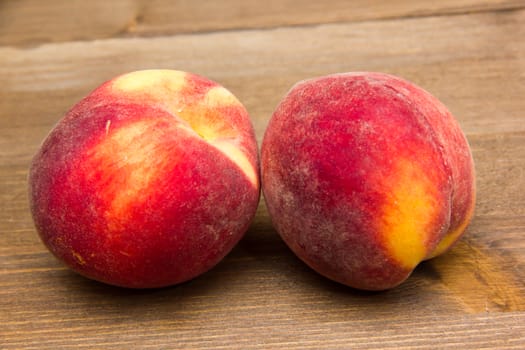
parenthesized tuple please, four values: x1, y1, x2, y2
(1, 0, 524, 46)
(1, 1, 524, 349)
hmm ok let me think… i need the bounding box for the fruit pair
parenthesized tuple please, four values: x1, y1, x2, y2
(29, 70, 475, 291)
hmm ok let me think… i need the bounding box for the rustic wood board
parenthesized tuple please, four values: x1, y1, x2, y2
(1, 1, 524, 349)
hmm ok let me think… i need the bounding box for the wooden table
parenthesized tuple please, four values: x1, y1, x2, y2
(1, 1, 524, 348)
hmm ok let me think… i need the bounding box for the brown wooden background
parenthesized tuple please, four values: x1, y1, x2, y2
(1, 1, 524, 348)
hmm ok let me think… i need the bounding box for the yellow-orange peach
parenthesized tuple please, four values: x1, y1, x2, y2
(29, 70, 260, 288)
(261, 72, 475, 291)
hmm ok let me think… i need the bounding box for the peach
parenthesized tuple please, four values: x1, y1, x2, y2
(29, 70, 260, 288)
(261, 72, 475, 291)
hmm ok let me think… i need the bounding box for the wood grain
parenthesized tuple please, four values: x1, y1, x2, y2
(1, 8, 524, 138)
(1, 0, 524, 46)
(1, 1, 525, 349)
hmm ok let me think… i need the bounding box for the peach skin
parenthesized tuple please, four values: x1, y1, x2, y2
(29, 70, 260, 288)
(261, 72, 475, 291)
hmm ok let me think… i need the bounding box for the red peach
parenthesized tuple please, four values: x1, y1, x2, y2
(261, 72, 475, 291)
(29, 70, 260, 288)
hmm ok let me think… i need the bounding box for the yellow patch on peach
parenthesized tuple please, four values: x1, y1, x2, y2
(85, 119, 176, 230)
(179, 86, 240, 141)
(72, 251, 86, 265)
(112, 71, 240, 142)
(380, 158, 440, 269)
(211, 139, 258, 187)
(112, 69, 187, 95)
(108, 70, 256, 187)
(204, 86, 242, 108)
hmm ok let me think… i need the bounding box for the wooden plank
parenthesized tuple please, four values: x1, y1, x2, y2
(2, 294, 524, 349)
(1, 236, 524, 349)
(1, 8, 523, 138)
(0, 0, 139, 46)
(1, 0, 524, 46)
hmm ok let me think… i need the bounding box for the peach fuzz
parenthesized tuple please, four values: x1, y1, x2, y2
(29, 70, 260, 288)
(261, 72, 475, 291)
